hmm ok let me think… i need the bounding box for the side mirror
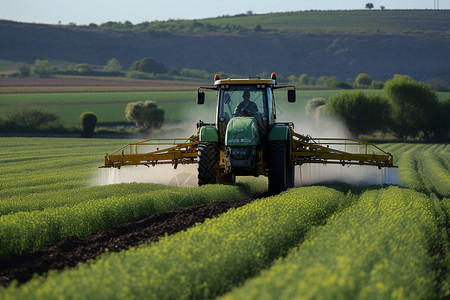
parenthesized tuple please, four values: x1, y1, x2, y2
(288, 90, 296, 103)
(197, 91, 205, 104)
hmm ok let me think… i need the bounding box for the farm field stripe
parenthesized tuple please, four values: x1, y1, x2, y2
(396, 144, 427, 192)
(0, 187, 352, 299)
(221, 186, 448, 300)
(0, 183, 169, 216)
(0, 184, 249, 258)
(0, 197, 253, 287)
(394, 144, 450, 198)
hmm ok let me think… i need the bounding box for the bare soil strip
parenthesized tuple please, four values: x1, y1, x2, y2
(0, 198, 255, 287)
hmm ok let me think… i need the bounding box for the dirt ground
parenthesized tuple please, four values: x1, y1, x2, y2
(0, 198, 255, 287)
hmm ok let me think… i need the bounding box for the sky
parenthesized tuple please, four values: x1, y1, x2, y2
(0, 0, 448, 25)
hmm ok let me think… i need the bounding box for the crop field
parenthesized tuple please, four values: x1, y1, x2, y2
(0, 137, 448, 299)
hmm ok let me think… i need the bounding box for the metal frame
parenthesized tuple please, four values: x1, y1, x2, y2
(102, 131, 395, 170)
(103, 136, 199, 169)
(290, 131, 395, 168)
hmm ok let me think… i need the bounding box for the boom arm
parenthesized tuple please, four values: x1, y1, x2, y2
(102, 136, 199, 169)
(101, 131, 395, 170)
(290, 131, 395, 168)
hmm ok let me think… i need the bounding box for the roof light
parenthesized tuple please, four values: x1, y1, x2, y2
(271, 73, 277, 80)
(215, 74, 220, 81)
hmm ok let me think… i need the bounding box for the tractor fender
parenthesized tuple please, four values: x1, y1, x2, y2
(268, 124, 290, 141)
(199, 125, 219, 142)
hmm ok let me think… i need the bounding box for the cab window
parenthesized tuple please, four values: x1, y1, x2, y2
(219, 86, 266, 121)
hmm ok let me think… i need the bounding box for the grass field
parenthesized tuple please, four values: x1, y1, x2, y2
(1, 86, 449, 127)
(0, 137, 448, 299)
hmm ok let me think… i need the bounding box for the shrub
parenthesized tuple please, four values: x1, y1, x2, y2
(305, 98, 326, 117)
(130, 57, 167, 74)
(384, 75, 444, 140)
(3, 108, 60, 132)
(354, 73, 372, 88)
(31, 59, 56, 78)
(125, 100, 165, 132)
(80, 112, 97, 138)
(326, 91, 390, 136)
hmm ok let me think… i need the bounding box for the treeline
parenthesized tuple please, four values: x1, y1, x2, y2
(65, 11, 260, 34)
(8, 58, 449, 93)
(288, 72, 449, 92)
(0, 101, 166, 137)
(309, 75, 450, 141)
(7, 57, 219, 81)
(0, 109, 101, 138)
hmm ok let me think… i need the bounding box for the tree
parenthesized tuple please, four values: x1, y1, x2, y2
(354, 73, 373, 88)
(298, 73, 310, 86)
(75, 63, 92, 74)
(384, 75, 442, 140)
(17, 62, 31, 77)
(426, 78, 449, 92)
(6, 107, 60, 130)
(31, 59, 55, 78)
(103, 58, 122, 73)
(326, 91, 390, 137)
(169, 67, 179, 76)
(130, 57, 167, 74)
(125, 100, 165, 132)
(305, 98, 326, 117)
(80, 112, 97, 138)
(366, 3, 374, 9)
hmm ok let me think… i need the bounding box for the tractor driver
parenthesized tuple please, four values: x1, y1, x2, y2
(234, 90, 258, 117)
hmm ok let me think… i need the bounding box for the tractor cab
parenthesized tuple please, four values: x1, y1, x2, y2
(197, 73, 295, 145)
(196, 73, 296, 181)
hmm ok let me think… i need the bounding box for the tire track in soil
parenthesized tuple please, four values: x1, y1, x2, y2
(0, 196, 261, 287)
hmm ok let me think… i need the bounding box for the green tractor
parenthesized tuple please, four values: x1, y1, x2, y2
(103, 73, 395, 194)
(196, 73, 296, 194)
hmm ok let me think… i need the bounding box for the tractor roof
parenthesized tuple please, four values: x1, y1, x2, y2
(214, 78, 276, 86)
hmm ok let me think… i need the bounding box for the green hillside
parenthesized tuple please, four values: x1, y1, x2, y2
(1, 10, 449, 84)
(95, 10, 450, 34)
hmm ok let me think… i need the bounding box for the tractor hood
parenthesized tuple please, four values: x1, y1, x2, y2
(225, 117, 260, 146)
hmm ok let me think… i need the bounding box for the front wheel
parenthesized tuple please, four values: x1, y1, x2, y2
(197, 142, 219, 186)
(267, 140, 294, 194)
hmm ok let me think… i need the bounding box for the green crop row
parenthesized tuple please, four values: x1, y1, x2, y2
(1, 187, 352, 299)
(384, 143, 449, 198)
(0, 137, 129, 197)
(0, 183, 168, 216)
(0, 137, 268, 258)
(222, 186, 449, 299)
(0, 184, 250, 258)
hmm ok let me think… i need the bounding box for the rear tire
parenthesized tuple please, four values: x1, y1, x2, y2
(198, 142, 219, 186)
(267, 140, 294, 194)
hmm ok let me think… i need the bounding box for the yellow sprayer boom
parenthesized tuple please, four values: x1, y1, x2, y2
(291, 131, 394, 168)
(103, 132, 394, 170)
(103, 136, 199, 169)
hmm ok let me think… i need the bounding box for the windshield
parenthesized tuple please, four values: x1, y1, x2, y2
(219, 86, 266, 121)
